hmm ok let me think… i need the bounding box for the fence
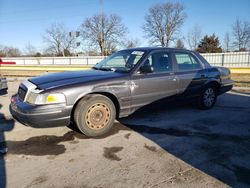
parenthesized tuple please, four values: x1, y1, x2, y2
(202, 51, 250, 67)
(1, 52, 250, 67)
(1, 56, 104, 65)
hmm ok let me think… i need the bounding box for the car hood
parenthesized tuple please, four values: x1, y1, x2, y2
(29, 69, 126, 90)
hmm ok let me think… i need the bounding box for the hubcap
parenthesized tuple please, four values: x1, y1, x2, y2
(203, 88, 215, 107)
(85, 103, 110, 130)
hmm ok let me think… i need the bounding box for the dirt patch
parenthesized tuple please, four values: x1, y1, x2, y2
(68, 158, 75, 163)
(144, 144, 157, 152)
(69, 140, 79, 144)
(47, 156, 56, 160)
(232, 89, 250, 95)
(124, 133, 131, 139)
(231, 74, 250, 87)
(26, 176, 48, 188)
(103, 146, 123, 161)
(63, 185, 88, 188)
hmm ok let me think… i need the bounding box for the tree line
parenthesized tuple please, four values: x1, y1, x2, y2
(0, 1, 250, 57)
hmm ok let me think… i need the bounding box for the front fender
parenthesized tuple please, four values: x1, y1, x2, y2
(69, 80, 132, 118)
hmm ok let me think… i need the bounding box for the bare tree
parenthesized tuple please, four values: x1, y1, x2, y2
(143, 2, 186, 47)
(187, 25, 202, 50)
(123, 38, 140, 48)
(24, 43, 37, 56)
(223, 32, 231, 52)
(81, 13, 127, 56)
(43, 23, 76, 56)
(0, 45, 21, 57)
(0, 45, 5, 57)
(232, 18, 250, 51)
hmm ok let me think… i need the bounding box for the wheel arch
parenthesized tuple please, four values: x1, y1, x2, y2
(71, 92, 120, 122)
(205, 79, 221, 93)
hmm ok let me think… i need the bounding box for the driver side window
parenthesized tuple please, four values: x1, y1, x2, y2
(144, 51, 172, 73)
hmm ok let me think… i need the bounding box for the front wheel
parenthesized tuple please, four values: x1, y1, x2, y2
(197, 86, 217, 110)
(74, 94, 116, 137)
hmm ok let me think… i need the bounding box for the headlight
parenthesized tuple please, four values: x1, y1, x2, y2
(26, 92, 66, 105)
(46, 93, 66, 104)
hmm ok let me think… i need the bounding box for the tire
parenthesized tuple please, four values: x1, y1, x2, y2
(197, 85, 217, 110)
(74, 94, 116, 137)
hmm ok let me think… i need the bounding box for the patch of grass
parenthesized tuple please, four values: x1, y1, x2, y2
(231, 74, 250, 87)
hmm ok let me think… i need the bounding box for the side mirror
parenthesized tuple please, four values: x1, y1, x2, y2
(139, 65, 154, 74)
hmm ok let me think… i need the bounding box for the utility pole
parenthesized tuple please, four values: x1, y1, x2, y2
(68, 31, 80, 55)
(100, 0, 105, 56)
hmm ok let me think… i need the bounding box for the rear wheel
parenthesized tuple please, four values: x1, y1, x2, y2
(198, 85, 217, 110)
(74, 94, 116, 137)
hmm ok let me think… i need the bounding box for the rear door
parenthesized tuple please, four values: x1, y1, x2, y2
(130, 50, 179, 110)
(173, 51, 208, 96)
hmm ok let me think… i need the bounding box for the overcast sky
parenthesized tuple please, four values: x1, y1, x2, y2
(0, 0, 249, 52)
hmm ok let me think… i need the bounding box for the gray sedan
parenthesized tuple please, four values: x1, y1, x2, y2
(10, 47, 233, 137)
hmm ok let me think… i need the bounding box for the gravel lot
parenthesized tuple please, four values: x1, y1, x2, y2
(1, 79, 250, 188)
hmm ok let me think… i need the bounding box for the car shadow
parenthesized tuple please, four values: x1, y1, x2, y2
(119, 92, 250, 187)
(0, 102, 15, 188)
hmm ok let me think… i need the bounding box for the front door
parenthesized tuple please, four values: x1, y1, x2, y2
(130, 50, 179, 111)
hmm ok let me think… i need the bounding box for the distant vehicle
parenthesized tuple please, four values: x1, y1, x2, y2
(10, 47, 233, 137)
(0, 58, 8, 92)
(0, 77, 8, 91)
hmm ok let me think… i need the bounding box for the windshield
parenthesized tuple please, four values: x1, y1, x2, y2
(93, 50, 145, 73)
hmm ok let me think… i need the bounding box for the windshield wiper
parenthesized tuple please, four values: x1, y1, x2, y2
(100, 67, 111, 71)
(99, 67, 116, 71)
(92, 67, 116, 72)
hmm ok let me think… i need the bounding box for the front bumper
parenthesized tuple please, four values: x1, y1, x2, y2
(9, 95, 73, 128)
(219, 79, 234, 95)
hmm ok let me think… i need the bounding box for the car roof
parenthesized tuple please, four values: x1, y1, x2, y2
(123, 47, 193, 53)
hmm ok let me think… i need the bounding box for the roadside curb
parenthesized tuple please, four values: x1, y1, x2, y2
(233, 86, 250, 91)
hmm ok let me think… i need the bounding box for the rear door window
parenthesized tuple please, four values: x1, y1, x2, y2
(174, 53, 201, 71)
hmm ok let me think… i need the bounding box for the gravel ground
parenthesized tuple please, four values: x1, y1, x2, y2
(1, 79, 250, 188)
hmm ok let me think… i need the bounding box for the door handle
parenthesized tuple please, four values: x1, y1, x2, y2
(200, 74, 206, 78)
(170, 72, 176, 81)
